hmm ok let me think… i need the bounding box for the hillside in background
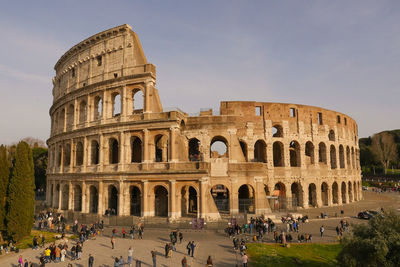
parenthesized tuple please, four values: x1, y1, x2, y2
(360, 129, 400, 175)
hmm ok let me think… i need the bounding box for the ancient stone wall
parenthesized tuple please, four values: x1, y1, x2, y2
(47, 25, 362, 222)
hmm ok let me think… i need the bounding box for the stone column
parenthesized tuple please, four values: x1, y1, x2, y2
(73, 99, 78, 130)
(52, 182, 57, 209)
(143, 129, 150, 163)
(302, 183, 309, 209)
(60, 145, 64, 173)
(119, 132, 125, 171)
(86, 95, 91, 126)
(200, 178, 208, 219)
(83, 136, 88, 172)
(81, 182, 87, 213)
(142, 180, 149, 217)
(118, 182, 124, 216)
(68, 182, 73, 211)
(97, 181, 104, 215)
(169, 127, 178, 162)
(337, 184, 342, 205)
(254, 177, 269, 215)
(99, 134, 104, 172)
(121, 85, 127, 121)
(169, 180, 177, 219)
(230, 180, 239, 215)
(70, 139, 75, 173)
(144, 80, 153, 113)
(101, 91, 107, 121)
(327, 186, 333, 206)
(316, 183, 322, 207)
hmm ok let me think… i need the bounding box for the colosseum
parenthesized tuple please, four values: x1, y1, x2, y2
(46, 24, 362, 223)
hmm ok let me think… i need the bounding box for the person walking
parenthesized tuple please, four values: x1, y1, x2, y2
(151, 248, 157, 267)
(181, 256, 188, 267)
(88, 254, 94, 267)
(320, 225, 325, 238)
(242, 253, 248, 267)
(111, 236, 116, 249)
(206, 255, 213, 266)
(127, 247, 133, 266)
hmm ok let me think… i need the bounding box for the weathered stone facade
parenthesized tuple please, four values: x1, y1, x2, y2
(46, 24, 362, 222)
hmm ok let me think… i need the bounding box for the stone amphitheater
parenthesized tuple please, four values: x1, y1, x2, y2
(46, 24, 362, 223)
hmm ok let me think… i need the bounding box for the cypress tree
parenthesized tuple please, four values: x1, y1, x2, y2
(0, 145, 9, 232)
(6, 141, 35, 241)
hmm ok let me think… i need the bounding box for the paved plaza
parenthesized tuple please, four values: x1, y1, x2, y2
(0, 191, 399, 267)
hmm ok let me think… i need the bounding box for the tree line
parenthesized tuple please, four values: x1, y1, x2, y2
(0, 141, 36, 242)
(360, 129, 400, 175)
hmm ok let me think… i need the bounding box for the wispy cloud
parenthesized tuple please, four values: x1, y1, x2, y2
(0, 64, 49, 84)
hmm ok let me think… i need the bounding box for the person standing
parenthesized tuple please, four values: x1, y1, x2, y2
(242, 253, 248, 267)
(88, 254, 94, 267)
(206, 255, 213, 266)
(186, 241, 191, 256)
(179, 232, 183, 244)
(111, 236, 116, 249)
(320, 225, 325, 238)
(190, 241, 196, 257)
(151, 248, 156, 267)
(127, 247, 133, 266)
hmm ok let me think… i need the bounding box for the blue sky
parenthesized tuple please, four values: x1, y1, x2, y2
(0, 1, 399, 144)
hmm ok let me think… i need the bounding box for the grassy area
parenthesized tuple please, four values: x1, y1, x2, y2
(247, 243, 341, 267)
(13, 230, 59, 249)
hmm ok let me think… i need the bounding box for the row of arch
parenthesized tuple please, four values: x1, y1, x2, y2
(52, 89, 144, 134)
(53, 134, 359, 170)
(50, 179, 361, 217)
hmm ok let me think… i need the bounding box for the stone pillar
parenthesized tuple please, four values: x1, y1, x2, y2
(143, 129, 150, 163)
(68, 182, 73, 211)
(81, 182, 87, 213)
(316, 183, 322, 207)
(97, 181, 104, 215)
(144, 80, 153, 113)
(169, 127, 178, 162)
(60, 145, 64, 173)
(254, 177, 269, 215)
(119, 132, 125, 171)
(302, 183, 309, 209)
(99, 134, 104, 172)
(121, 85, 127, 121)
(169, 180, 177, 219)
(230, 180, 239, 215)
(102, 90, 107, 121)
(58, 183, 62, 210)
(73, 99, 78, 130)
(142, 180, 149, 217)
(70, 139, 75, 173)
(200, 178, 208, 219)
(337, 184, 342, 205)
(83, 136, 87, 172)
(327, 186, 333, 206)
(52, 182, 57, 209)
(118, 182, 124, 216)
(86, 95, 91, 126)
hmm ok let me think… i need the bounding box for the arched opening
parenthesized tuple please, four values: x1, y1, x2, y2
(210, 136, 228, 158)
(328, 130, 335, 141)
(155, 135, 168, 162)
(348, 181, 353, 202)
(154, 186, 168, 217)
(341, 182, 347, 204)
(66, 104, 74, 130)
(289, 141, 301, 167)
(181, 186, 198, 216)
(351, 148, 355, 169)
(321, 182, 329, 206)
(308, 183, 317, 207)
(93, 96, 102, 120)
(57, 146, 62, 167)
(76, 142, 84, 166)
(108, 185, 118, 215)
(109, 138, 119, 164)
(74, 185, 82, 212)
(91, 140, 99, 165)
(254, 140, 267, 163)
(238, 184, 255, 213)
(130, 186, 141, 216)
(332, 182, 339, 204)
(272, 183, 286, 210)
(305, 141, 315, 165)
(339, 145, 345, 169)
(330, 145, 337, 169)
(133, 90, 144, 113)
(346, 146, 351, 168)
(188, 138, 200, 162)
(61, 184, 69, 210)
(272, 125, 283, 137)
(64, 144, 71, 166)
(131, 137, 142, 163)
(273, 141, 284, 167)
(291, 183, 303, 208)
(59, 109, 65, 132)
(112, 93, 121, 117)
(239, 141, 248, 162)
(210, 185, 229, 214)
(318, 142, 327, 164)
(50, 184, 54, 207)
(79, 100, 87, 124)
(89, 186, 98, 213)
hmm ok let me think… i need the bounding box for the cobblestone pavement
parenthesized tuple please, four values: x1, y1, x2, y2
(0, 191, 399, 267)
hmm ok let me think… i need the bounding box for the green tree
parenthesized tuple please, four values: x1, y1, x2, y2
(0, 145, 9, 232)
(337, 210, 400, 267)
(6, 141, 35, 241)
(32, 147, 48, 191)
